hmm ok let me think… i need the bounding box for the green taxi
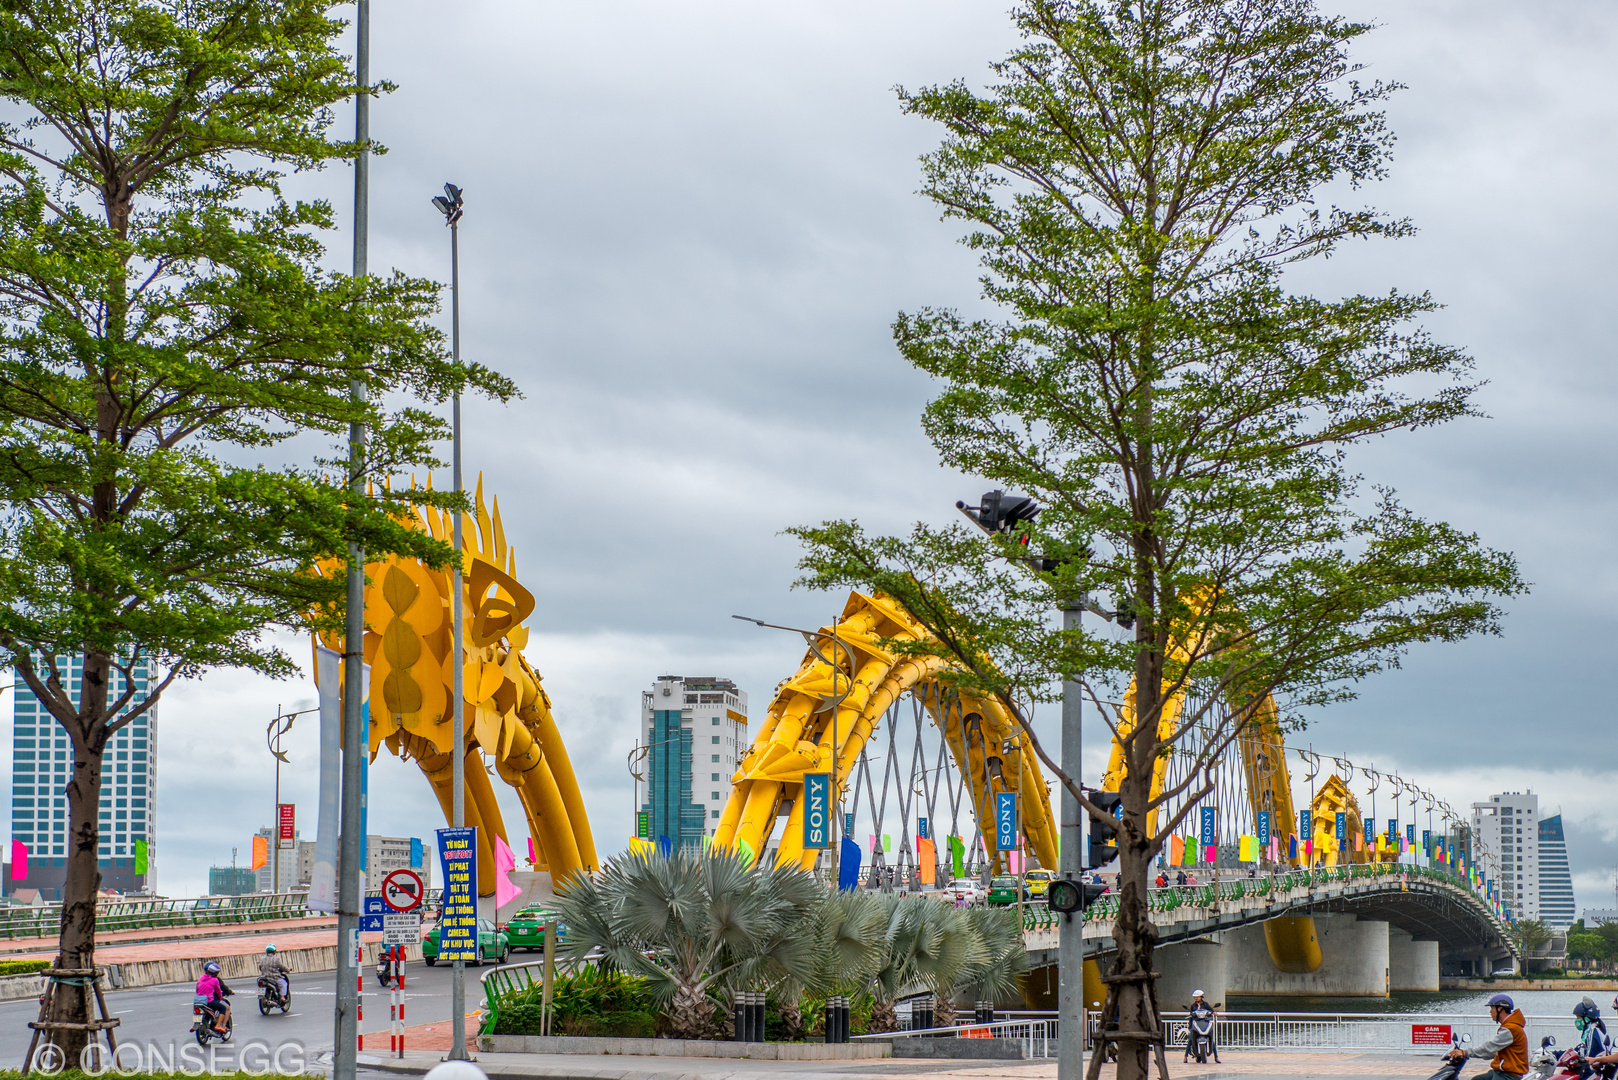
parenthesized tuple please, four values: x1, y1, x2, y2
(987, 876, 1021, 905)
(422, 916, 510, 966)
(504, 908, 566, 953)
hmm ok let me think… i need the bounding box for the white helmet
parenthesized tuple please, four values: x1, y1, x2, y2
(1192, 989, 1205, 997)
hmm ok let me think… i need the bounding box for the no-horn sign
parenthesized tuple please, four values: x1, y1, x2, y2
(382, 868, 424, 912)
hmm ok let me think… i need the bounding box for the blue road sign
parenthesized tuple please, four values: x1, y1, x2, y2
(803, 773, 830, 849)
(359, 895, 386, 933)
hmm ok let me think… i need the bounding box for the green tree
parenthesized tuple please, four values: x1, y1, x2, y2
(791, 1, 1523, 1075)
(863, 894, 980, 1032)
(0, 0, 513, 1053)
(1509, 918, 1551, 975)
(556, 847, 824, 1039)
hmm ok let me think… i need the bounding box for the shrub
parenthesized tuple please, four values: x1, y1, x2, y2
(0, 959, 50, 976)
(490, 965, 663, 1038)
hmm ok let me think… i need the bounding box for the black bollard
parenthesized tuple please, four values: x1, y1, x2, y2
(839, 995, 850, 1043)
(735, 993, 748, 1041)
(755, 991, 768, 1042)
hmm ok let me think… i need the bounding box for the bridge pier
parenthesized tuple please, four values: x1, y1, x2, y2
(1153, 938, 1226, 1009)
(1389, 927, 1440, 991)
(1225, 914, 1390, 997)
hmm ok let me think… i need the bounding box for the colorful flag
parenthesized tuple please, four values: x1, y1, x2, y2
(839, 836, 862, 890)
(918, 837, 936, 884)
(494, 835, 522, 910)
(948, 835, 966, 880)
(11, 840, 27, 880)
(251, 834, 268, 870)
(1183, 836, 1198, 866)
(883, 834, 892, 853)
(134, 839, 148, 875)
(1170, 835, 1185, 866)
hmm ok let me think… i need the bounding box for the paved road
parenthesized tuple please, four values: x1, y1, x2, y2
(0, 962, 475, 1072)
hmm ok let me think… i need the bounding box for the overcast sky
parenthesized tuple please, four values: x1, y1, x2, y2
(8, 0, 1616, 912)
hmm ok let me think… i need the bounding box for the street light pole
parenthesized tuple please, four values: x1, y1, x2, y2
(431, 181, 468, 1060)
(334, 2, 370, 1075)
(266, 707, 314, 895)
(1058, 601, 1083, 1080)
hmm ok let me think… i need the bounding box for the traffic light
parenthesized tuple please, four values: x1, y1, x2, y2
(1088, 791, 1123, 869)
(957, 490, 1042, 535)
(1047, 876, 1110, 915)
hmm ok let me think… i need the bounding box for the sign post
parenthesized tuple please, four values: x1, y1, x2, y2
(803, 774, 830, 850)
(436, 827, 479, 962)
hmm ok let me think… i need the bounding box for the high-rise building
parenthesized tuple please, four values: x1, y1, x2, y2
(208, 865, 257, 896)
(640, 676, 747, 849)
(8, 656, 156, 898)
(1538, 815, 1576, 931)
(366, 835, 432, 891)
(1472, 792, 1540, 922)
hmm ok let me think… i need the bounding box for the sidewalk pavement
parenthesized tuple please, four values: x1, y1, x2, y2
(356, 1050, 1438, 1080)
(0, 914, 337, 957)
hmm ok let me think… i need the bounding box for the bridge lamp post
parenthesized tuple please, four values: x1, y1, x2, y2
(733, 615, 854, 877)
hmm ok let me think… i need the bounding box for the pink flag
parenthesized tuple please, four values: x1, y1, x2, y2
(870, 834, 880, 855)
(526, 837, 537, 866)
(493, 836, 522, 910)
(1204, 844, 1217, 864)
(1006, 849, 1023, 873)
(10, 840, 25, 880)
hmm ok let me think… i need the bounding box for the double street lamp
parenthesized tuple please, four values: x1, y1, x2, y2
(430, 179, 470, 1061)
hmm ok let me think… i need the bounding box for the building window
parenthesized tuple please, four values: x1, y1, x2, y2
(711, 773, 719, 781)
(711, 810, 720, 819)
(712, 736, 720, 744)
(711, 792, 719, 800)
(711, 754, 719, 762)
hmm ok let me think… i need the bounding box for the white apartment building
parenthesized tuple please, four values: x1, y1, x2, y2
(640, 676, 748, 847)
(1472, 792, 1540, 921)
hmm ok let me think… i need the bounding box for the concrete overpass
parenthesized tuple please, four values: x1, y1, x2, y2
(1021, 864, 1515, 1006)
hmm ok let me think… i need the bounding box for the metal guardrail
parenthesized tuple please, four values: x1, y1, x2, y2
(869, 1011, 1581, 1057)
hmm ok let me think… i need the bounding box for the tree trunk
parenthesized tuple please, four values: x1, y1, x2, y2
(869, 997, 898, 1033)
(933, 990, 957, 1029)
(44, 650, 112, 1062)
(669, 980, 713, 1040)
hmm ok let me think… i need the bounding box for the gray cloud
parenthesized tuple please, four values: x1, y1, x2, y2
(24, 0, 1609, 905)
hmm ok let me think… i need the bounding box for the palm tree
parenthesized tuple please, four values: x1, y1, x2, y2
(558, 846, 824, 1039)
(1509, 918, 1552, 976)
(964, 905, 1032, 1005)
(865, 895, 981, 1031)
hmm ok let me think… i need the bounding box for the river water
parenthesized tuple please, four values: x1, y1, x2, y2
(1229, 989, 1614, 1018)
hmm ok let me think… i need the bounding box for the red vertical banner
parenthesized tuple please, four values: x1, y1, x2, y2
(277, 803, 295, 844)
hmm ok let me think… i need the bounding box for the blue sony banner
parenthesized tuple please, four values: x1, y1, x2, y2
(435, 826, 478, 961)
(1422, 828, 1431, 854)
(1257, 811, 1271, 846)
(802, 773, 830, 849)
(1335, 812, 1346, 842)
(845, 812, 855, 837)
(917, 816, 928, 840)
(994, 792, 1019, 852)
(1199, 805, 1216, 847)
(1363, 817, 1374, 844)
(1299, 809, 1311, 841)
(1388, 819, 1398, 845)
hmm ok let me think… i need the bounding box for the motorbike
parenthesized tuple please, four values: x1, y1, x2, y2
(190, 999, 234, 1046)
(256, 975, 291, 1014)
(1423, 1033, 1474, 1080)
(1187, 1006, 1217, 1064)
(376, 946, 403, 988)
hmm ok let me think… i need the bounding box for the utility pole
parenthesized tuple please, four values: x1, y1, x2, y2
(1058, 601, 1083, 1080)
(334, 2, 370, 1076)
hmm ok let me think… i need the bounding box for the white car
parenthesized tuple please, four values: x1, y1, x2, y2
(946, 878, 986, 905)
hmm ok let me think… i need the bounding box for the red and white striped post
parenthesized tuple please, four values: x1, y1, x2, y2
(356, 939, 365, 1052)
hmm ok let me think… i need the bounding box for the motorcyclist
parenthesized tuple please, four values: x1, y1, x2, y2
(193, 960, 232, 1033)
(1184, 989, 1220, 1064)
(1446, 993, 1527, 1079)
(257, 944, 290, 1003)
(1572, 999, 1612, 1079)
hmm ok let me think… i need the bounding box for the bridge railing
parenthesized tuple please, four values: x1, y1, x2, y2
(0, 891, 323, 939)
(1083, 863, 1505, 935)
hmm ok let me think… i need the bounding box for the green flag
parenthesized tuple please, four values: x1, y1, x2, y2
(736, 839, 755, 870)
(882, 834, 892, 853)
(948, 835, 965, 879)
(134, 839, 148, 874)
(1182, 836, 1197, 867)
